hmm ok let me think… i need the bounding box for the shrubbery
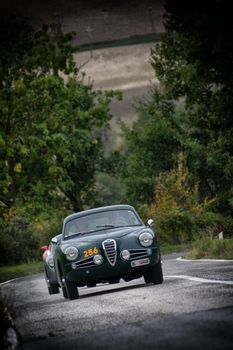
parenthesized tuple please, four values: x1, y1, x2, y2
(145, 153, 227, 244)
(0, 211, 39, 265)
(0, 207, 66, 266)
(186, 236, 233, 260)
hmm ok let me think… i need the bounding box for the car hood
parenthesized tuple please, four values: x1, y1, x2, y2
(61, 226, 146, 246)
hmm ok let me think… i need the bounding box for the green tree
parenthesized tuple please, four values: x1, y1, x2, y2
(151, 0, 233, 214)
(121, 88, 180, 205)
(146, 152, 219, 244)
(0, 17, 119, 214)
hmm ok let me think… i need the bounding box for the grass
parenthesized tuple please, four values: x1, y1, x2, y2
(0, 261, 44, 283)
(185, 237, 233, 260)
(160, 242, 192, 255)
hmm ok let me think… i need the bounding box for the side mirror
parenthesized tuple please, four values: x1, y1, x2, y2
(147, 219, 154, 227)
(40, 245, 48, 251)
(51, 234, 61, 244)
(51, 237, 58, 244)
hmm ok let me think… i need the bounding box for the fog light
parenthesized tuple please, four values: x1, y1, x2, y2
(121, 250, 130, 260)
(93, 254, 103, 265)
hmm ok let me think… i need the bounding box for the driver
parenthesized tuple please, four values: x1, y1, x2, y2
(70, 219, 88, 234)
(110, 211, 127, 226)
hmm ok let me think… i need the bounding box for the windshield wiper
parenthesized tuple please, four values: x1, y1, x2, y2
(124, 224, 142, 227)
(96, 224, 141, 228)
(69, 229, 96, 236)
(96, 225, 117, 228)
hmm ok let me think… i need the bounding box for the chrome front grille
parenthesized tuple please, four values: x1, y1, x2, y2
(102, 239, 117, 266)
(71, 256, 95, 269)
(128, 249, 150, 260)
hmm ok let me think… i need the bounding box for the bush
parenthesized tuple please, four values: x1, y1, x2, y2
(186, 236, 233, 259)
(221, 216, 233, 238)
(153, 209, 193, 244)
(0, 213, 40, 265)
(0, 207, 66, 266)
(145, 152, 221, 244)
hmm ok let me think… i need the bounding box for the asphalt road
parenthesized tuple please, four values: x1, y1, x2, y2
(1, 254, 233, 350)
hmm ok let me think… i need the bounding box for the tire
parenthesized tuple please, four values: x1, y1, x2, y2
(44, 267, 60, 295)
(87, 282, 96, 288)
(62, 286, 68, 299)
(108, 278, 120, 284)
(57, 262, 68, 299)
(65, 279, 79, 300)
(48, 283, 60, 295)
(144, 261, 163, 284)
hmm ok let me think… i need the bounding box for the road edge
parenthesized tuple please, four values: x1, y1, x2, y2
(176, 257, 233, 262)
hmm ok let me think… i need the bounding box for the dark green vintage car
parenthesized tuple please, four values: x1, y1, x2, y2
(54, 204, 163, 300)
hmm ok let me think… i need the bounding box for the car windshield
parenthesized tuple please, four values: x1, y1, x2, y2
(64, 209, 142, 238)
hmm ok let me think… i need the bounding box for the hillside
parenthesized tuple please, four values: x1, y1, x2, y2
(1, 0, 165, 45)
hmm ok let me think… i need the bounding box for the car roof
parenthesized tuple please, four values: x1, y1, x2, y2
(63, 204, 136, 225)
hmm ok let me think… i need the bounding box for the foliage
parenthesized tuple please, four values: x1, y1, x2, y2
(146, 152, 221, 244)
(0, 17, 119, 216)
(2, 1, 233, 263)
(120, 88, 180, 205)
(151, 0, 233, 214)
(186, 237, 233, 260)
(0, 205, 67, 266)
(119, 0, 233, 245)
(160, 242, 192, 255)
(94, 173, 124, 207)
(0, 261, 44, 283)
(0, 208, 40, 265)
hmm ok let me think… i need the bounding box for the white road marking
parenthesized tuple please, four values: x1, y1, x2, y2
(165, 275, 233, 285)
(176, 257, 233, 262)
(0, 278, 18, 287)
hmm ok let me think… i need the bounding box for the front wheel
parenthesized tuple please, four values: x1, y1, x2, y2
(65, 279, 79, 300)
(62, 286, 68, 299)
(144, 261, 163, 284)
(48, 282, 60, 295)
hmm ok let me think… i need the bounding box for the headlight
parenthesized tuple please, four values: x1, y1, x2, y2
(139, 232, 154, 247)
(48, 258, 54, 268)
(120, 250, 130, 260)
(65, 246, 79, 261)
(93, 254, 103, 265)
